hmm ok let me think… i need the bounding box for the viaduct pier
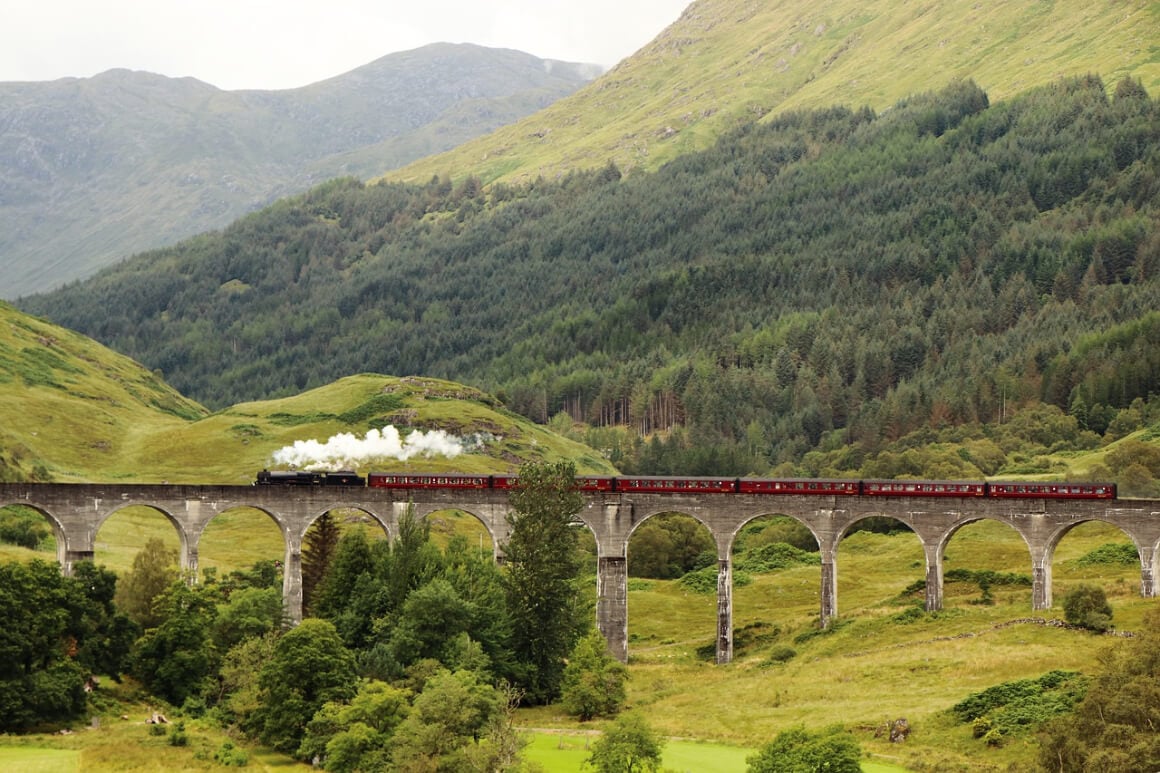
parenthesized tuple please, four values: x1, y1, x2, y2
(2, 482, 1158, 663)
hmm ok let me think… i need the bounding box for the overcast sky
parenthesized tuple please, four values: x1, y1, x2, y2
(1, 0, 692, 91)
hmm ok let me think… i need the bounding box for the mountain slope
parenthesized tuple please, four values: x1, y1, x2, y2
(0, 44, 599, 299)
(20, 77, 1160, 479)
(389, 0, 1160, 186)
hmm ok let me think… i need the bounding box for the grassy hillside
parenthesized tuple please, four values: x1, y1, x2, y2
(391, 0, 1160, 185)
(0, 302, 613, 485)
(0, 301, 206, 483)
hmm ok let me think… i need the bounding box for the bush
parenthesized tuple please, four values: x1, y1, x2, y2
(168, 721, 188, 747)
(214, 741, 249, 767)
(747, 725, 861, 773)
(734, 542, 816, 573)
(561, 631, 628, 721)
(763, 646, 797, 665)
(951, 670, 1086, 743)
(1062, 584, 1113, 632)
(1076, 543, 1138, 567)
(678, 566, 752, 594)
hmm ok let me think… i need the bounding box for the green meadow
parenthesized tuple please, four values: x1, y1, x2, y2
(0, 513, 1148, 770)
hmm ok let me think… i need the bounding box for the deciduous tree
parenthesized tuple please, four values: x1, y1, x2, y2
(250, 618, 357, 756)
(502, 461, 587, 703)
(587, 712, 664, 773)
(561, 630, 627, 721)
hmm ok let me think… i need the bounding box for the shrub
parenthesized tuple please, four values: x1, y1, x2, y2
(1062, 584, 1113, 632)
(214, 741, 249, 767)
(763, 646, 797, 666)
(951, 670, 1086, 742)
(747, 725, 861, 773)
(1076, 543, 1138, 567)
(561, 631, 628, 721)
(678, 566, 752, 594)
(168, 721, 188, 747)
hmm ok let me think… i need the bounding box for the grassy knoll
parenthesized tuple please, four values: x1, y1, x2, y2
(1, 300, 615, 486)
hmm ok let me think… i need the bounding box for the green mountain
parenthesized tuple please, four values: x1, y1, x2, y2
(0, 302, 613, 484)
(20, 75, 1160, 484)
(0, 44, 599, 299)
(391, 0, 1160, 186)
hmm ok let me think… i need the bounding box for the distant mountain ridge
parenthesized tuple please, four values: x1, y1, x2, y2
(0, 43, 600, 298)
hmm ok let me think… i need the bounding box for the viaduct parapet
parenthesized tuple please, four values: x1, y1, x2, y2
(3, 482, 1158, 663)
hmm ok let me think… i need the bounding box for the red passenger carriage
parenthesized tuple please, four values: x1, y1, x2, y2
(738, 478, 859, 495)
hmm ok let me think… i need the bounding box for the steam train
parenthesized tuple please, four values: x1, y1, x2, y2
(254, 470, 1116, 500)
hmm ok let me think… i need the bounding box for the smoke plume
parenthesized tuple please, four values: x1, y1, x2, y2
(270, 425, 483, 470)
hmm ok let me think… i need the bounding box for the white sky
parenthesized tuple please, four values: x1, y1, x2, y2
(1, 0, 692, 91)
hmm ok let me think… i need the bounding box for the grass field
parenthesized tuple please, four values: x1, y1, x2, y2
(0, 506, 1150, 771)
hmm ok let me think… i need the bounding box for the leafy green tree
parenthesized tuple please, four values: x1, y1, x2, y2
(586, 712, 664, 773)
(312, 529, 383, 648)
(440, 535, 515, 679)
(0, 560, 94, 729)
(746, 725, 861, 773)
(115, 536, 179, 629)
(503, 461, 588, 703)
(385, 508, 443, 615)
(383, 578, 474, 673)
(211, 585, 284, 652)
(389, 668, 502, 771)
(249, 618, 358, 756)
(216, 631, 278, 729)
(298, 679, 410, 772)
(464, 680, 528, 773)
(1061, 584, 1113, 632)
(561, 630, 628, 721)
(128, 581, 218, 706)
(70, 561, 138, 680)
(629, 514, 714, 579)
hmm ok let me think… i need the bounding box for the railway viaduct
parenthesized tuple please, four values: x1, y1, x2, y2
(2, 482, 1158, 664)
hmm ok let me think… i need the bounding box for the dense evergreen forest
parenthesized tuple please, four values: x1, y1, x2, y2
(22, 77, 1160, 477)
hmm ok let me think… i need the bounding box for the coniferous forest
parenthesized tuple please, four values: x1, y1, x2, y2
(21, 77, 1160, 480)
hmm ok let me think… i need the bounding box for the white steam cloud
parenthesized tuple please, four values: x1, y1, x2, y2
(271, 425, 489, 470)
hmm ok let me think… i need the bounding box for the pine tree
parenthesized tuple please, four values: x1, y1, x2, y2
(300, 512, 341, 617)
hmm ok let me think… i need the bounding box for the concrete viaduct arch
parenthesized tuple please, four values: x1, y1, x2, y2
(2, 483, 1157, 664)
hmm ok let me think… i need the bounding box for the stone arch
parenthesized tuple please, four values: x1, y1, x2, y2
(1044, 518, 1145, 611)
(0, 501, 65, 569)
(194, 504, 290, 581)
(627, 507, 716, 543)
(405, 501, 508, 561)
(937, 516, 1037, 609)
(418, 507, 497, 557)
(298, 503, 391, 546)
(622, 508, 719, 662)
(834, 512, 925, 615)
(727, 510, 823, 559)
(625, 508, 716, 575)
(726, 510, 824, 661)
(94, 503, 191, 576)
(936, 515, 1034, 567)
